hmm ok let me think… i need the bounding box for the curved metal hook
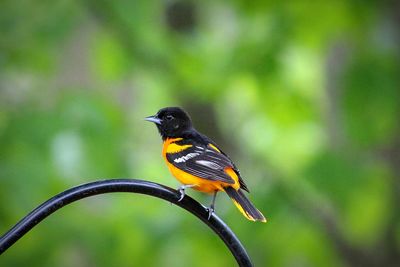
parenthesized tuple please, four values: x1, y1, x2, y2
(0, 179, 253, 266)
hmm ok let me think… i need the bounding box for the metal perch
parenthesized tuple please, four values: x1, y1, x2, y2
(0, 179, 253, 267)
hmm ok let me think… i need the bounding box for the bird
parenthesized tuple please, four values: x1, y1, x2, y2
(145, 107, 266, 222)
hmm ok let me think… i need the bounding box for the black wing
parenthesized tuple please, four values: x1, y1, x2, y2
(199, 134, 250, 192)
(166, 144, 236, 185)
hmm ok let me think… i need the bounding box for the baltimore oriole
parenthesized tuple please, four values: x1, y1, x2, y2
(145, 107, 266, 222)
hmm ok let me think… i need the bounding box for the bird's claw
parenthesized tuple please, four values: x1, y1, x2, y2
(177, 184, 196, 202)
(206, 205, 215, 220)
(178, 188, 185, 202)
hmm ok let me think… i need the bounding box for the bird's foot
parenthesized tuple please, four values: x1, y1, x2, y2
(206, 205, 215, 220)
(177, 184, 196, 202)
(178, 187, 186, 202)
(206, 191, 218, 220)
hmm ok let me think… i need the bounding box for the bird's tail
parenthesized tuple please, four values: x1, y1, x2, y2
(225, 187, 266, 222)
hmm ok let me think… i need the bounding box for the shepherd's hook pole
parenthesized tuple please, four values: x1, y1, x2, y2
(0, 179, 253, 267)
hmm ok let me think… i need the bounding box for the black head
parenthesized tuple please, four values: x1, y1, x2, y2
(145, 107, 193, 140)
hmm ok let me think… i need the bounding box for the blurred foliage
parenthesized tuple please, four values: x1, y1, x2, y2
(1, 0, 399, 266)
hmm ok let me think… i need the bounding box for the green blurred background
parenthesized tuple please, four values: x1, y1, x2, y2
(1, 0, 399, 266)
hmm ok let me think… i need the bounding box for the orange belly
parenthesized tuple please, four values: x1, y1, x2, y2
(166, 162, 228, 193)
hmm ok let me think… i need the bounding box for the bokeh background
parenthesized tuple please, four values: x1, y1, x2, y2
(1, 1, 399, 266)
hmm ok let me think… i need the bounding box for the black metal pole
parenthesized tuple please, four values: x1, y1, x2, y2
(0, 179, 253, 266)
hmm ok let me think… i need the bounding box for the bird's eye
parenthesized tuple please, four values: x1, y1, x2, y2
(166, 115, 174, 121)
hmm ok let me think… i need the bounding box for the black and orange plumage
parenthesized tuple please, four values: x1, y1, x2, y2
(145, 107, 266, 222)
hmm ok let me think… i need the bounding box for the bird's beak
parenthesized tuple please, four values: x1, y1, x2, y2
(145, 115, 162, 125)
